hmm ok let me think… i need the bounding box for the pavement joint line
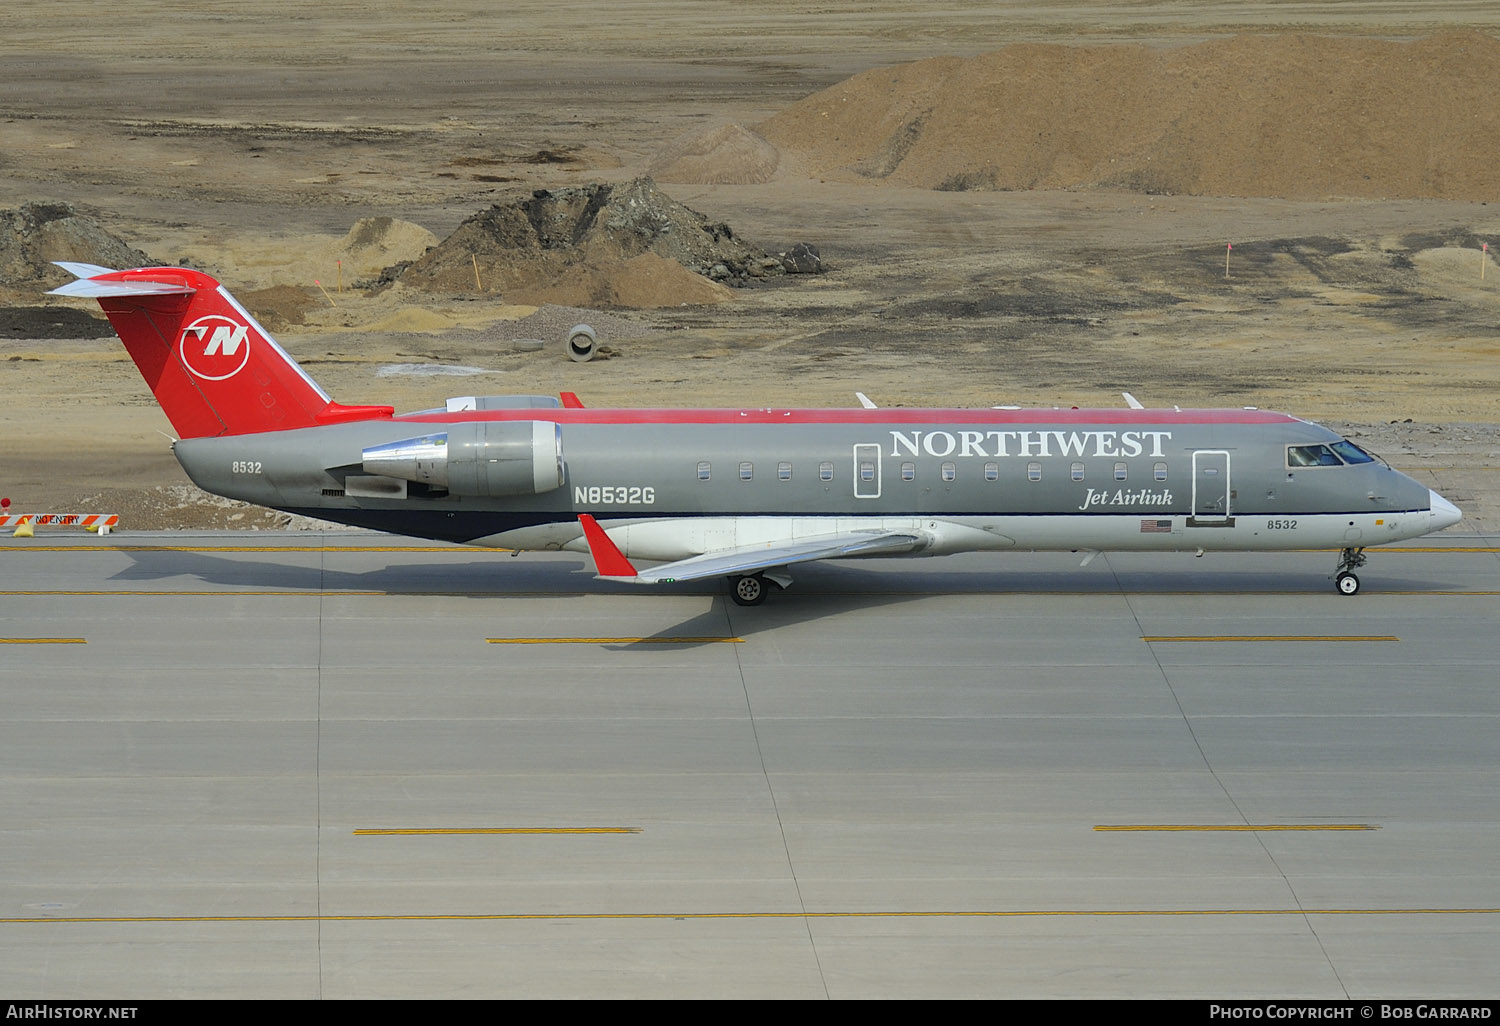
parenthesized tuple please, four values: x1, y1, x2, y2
(0, 545, 500, 553)
(6, 908, 1498, 925)
(0, 590, 386, 596)
(3, 590, 1497, 598)
(6, 544, 1499, 553)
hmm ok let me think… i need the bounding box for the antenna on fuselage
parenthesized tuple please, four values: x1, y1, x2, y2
(1122, 392, 1145, 410)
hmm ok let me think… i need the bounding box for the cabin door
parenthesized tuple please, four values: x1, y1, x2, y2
(1190, 450, 1231, 524)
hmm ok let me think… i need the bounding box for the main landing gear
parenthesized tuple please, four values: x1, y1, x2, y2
(730, 573, 772, 606)
(728, 571, 793, 606)
(1334, 546, 1367, 596)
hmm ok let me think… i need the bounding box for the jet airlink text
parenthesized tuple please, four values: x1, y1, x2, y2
(1078, 487, 1175, 510)
(890, 429, 1173, 460)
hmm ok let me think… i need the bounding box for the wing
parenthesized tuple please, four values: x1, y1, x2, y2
(577, 515, 924, 584)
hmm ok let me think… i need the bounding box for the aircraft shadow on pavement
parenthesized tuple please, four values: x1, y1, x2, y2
(107, 547, 1460, 647)
(107, 545, 1459, 594)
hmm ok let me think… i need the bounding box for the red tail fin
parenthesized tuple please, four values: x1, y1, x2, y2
(50, 264, 391, 438)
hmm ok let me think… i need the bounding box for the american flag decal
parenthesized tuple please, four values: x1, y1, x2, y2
(1140, 519, 1172, 533)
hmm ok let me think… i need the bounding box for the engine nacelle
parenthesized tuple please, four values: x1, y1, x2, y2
(361, 420, 563, 496)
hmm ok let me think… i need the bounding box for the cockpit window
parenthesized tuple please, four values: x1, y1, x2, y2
(1287, 444, 1344, 467)
(1330, 440, 1375, 464)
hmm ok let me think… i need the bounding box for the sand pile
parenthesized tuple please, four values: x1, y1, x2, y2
(332, 217, 438, 281)
(651, 123, 783, 185)
(0, 202, 151, 289)
(168, 215, 438, 294)
(756, 31, 1500, 200)
(396, 177, 807, 307)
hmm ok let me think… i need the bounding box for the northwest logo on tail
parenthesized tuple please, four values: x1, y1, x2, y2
(179, 315, 251, 380)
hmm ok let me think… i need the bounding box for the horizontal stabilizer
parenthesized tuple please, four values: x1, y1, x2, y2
(49, 276, 195, 299)
(53, 261, 121, 280)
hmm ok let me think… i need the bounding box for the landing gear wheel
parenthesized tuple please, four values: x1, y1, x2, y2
(731, 574, 768, 606)
(1333, 546, 1367, 596)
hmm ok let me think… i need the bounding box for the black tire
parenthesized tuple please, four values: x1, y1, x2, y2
(1336, 571, 1360, 596)
(730, 574, 767, 606)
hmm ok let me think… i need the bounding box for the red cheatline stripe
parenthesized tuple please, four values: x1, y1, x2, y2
(392, 408, 1294, 427)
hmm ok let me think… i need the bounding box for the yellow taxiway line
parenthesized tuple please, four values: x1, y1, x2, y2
(1095, 824, 1376, 832)
(354, 827, 641, 835)
(1142, 635, 1399, 643)
(486, 636, 743, 645)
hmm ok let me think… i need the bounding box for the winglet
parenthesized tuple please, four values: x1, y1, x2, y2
(560, 391, 585, 409)
(578, 514, 637, 578)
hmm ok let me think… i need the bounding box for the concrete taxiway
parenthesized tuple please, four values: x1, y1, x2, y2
(1, 531, 1497, 998)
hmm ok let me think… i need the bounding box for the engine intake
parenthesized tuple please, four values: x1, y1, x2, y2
(361, 421, 563, 496)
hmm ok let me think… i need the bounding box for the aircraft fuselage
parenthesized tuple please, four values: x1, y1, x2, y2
(172, 406, 1446, 559)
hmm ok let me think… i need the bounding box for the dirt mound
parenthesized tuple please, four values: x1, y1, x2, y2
(650, 123, 782, 185)
(240, 284, 321, 332)
(0, 306, 118, 339)
(0, 202, 152, 289)
(396, 177, 794, 307)
(758, 31, 1500, 200)
(336, 217, 437, 280)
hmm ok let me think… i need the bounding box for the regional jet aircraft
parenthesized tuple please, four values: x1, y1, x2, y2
(50, 264, 1462, 603)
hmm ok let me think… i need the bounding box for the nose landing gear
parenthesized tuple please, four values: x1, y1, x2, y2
(1334, 547, 1367, 595)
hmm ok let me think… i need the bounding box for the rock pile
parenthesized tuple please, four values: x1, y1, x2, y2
(0, 202, 151, 289)
(394, 177, 820, 307)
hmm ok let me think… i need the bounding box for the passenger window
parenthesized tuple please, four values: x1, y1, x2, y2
(1071, 462, 1085, 482)
(697, 461, 711, 481)
(819, 461, 834, 482)
(860, 461, 875, 482)
(1154, 462, 1168, 482)
(901, 462, 915, 482)
(739, 461, 753, 481)
(1027, 462, 1042, 482)
(777, 461, 792, 481)
(984, 462, 999, 482)
(1114, 462, 1128, 481)
(941, 462, 956, 482)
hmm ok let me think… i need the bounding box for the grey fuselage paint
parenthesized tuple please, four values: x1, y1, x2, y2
(171, 407, 1439, 559)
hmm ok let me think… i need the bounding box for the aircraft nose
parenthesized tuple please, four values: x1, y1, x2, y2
(1428, 489, 1463, 532)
